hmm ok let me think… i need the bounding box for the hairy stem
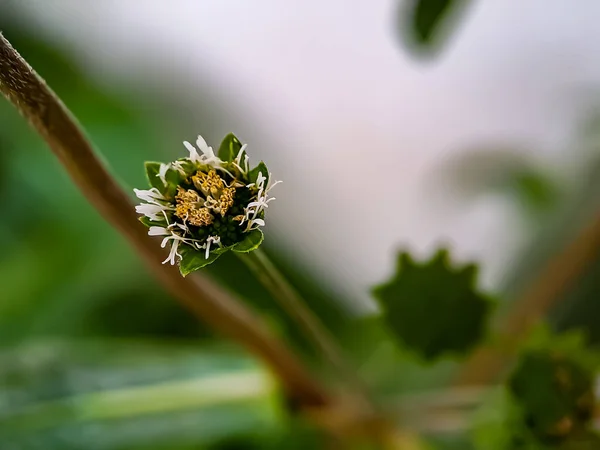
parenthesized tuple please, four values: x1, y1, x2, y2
(240, 249, 374, 410)
(0, 32, 329, 409)
(455, 212, 600, 385)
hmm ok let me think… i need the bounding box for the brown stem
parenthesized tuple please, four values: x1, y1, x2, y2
(454, 212, 600, 385)
(0, 32, 329, 409)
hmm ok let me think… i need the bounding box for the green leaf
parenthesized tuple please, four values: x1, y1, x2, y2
(372, 248, 493, 360)
(144, 161, 164, 192)
(233, 229, 264, 253)
(179, 246, 222, 276)
(218, 133, 243, 162)
(249, 162, 269, 186)
(138, 216, 167, 228)
(401, 0, 471, 54)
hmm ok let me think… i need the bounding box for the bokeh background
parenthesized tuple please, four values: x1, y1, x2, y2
(2, 1, 600, 449)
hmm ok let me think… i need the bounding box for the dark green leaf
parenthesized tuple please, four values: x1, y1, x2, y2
(144, 161, 164, 192)
(232, 229, 264, 253)
(372, 248, 493, 360)
(179, 246, 222, 276)
(218, 133, 243, 163)
(249, 162, 269, 186)
(401, 0, 471, 54)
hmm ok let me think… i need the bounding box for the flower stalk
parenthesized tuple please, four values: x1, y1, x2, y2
(240, 248, 376, 412)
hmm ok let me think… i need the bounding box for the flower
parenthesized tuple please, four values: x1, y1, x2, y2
(135, 133, 279, 275)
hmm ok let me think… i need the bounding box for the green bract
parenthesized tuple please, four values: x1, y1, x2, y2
(134, 133, 279, 276)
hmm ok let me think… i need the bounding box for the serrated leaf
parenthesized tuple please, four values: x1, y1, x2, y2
(232, 229, 264, 253)
(144, 161, 165, 192)
(179, 247, 222, 276)
(400, 0, 471, 55)
(372, 248, 493, 360)
(218, 133, 243, 163)
(249, 162, 269, 185)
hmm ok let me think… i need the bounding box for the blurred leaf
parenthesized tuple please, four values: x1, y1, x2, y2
(471, 386, 532, 450)
(0, 339, 282, 450)
(218, 133, 243, 163)
(400, 0, 471, 55)
(436, 147, 562, 222)
(508, 170, 560, 217)
(507, 328, 599, 445)
(233, 229, 264, 253)
(372, 249, 493, 360)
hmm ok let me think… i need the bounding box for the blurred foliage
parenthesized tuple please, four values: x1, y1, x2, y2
(398, 0, 472, 56)
(436, 148, 562, 224)
(472, 329, 600, 450)
(507, 328, 599, 446)
(0, 340, 284, 449)
(372, 249, 493, 360)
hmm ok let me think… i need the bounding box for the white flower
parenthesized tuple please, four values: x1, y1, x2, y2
(183, 140, 202, 164)
(183, 134, 222, 167)
(242, 172, 281, 231)
(135, 203, 171, 221)
(148, 226, 170, 236)
(171, 160, 188, 176)
(161, 236, 182, 265)
(204, 235, 221, 259)
(134, 188, 166, 205)
(233, 144, 250, 174)
(136, 133, 280, 270)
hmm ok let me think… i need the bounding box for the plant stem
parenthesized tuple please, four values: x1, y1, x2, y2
(0, 31, 329, 410)
(240, 249, 374, 411)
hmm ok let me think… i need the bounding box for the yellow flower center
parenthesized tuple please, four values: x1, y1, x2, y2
(174, 187, 214, 227)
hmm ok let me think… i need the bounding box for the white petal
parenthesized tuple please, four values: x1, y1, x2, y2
(162, 239, 181, 265)
(134, 188, 164, 203)
(157, 163, 170, 185)
(184, 140, 201, 163)
(196, 135, 215, 158)
(148, 226, 170, 236)
(160, 236, 171, 248)
(234, 144, 247, 163)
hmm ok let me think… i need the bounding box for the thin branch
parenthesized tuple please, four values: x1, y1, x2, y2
(454, 211, 600, 386)
(240, 249, 375, 411)
(0, 32, 329, 409)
